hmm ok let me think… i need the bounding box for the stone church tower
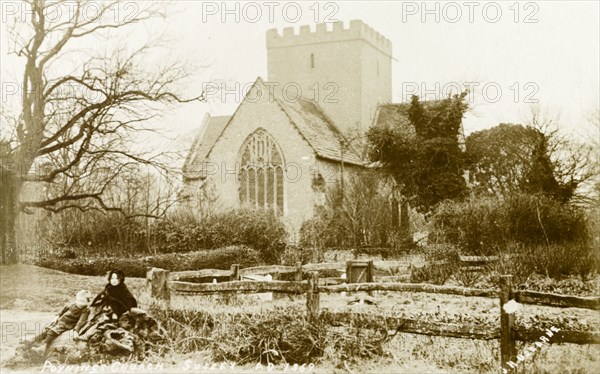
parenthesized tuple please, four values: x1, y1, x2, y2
(266, 20, 392, 135)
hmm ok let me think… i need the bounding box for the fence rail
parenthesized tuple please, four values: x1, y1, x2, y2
(147, 260, 600, 373)
(515, 290, 600, 310)
(170, 280, 307, 294)
(318, 282, 500, 298)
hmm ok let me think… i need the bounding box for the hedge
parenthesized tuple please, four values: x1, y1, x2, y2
(35, 246, 263, 278)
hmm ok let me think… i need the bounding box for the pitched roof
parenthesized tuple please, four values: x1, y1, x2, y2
(274, 95, 363, 165)
(183, 78, 364, 180)
(372, 101, 445, 128)
(372, 103, 413, 133)
(183, 114, 231, 180)
(372, 101, 466, 147)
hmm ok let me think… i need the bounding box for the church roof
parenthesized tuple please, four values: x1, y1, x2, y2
(274, 96, 364, 166)
(372, 100, 466, 148)
(183, 78, 363, 181)
(183, 114, 231, 180)
(372, 101, 446, 129)
(372, 103, 413, 133)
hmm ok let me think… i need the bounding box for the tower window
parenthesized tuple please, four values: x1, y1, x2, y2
(310, 53, 315, 69)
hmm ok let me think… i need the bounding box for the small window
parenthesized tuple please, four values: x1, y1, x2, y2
(310, 53, 315, 69)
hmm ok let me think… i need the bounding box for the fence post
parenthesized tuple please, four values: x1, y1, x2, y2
(147, 267, 170, 305)
(345, 260, 351, 282)
(295, 261, 303, 282)
(499, 275, 516, 372)
(230, 264, 240, 282)
(306, 271, 320, 323)
(367, 260, 374, 296)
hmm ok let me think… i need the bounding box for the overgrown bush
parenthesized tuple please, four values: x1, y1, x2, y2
(431, 193, 590, 255)
(35, 246, 262, 277)
(152, 306, 328, 365)
(151, 305, 391, 367)
(299, 170, 408, 253)
(280, 245, 317, 266)
(504, 194, 588, 245)
(521, 242, 598, 280)
(410, 244, 459, 285)
(153, 208, 287, 263)
(431, 197, 505, 255)
(488, 244, 536, 286)
(36, 210, 150, 254)
(37, 207, 287, 263)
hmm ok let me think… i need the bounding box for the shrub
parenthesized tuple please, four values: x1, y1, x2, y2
(521, 242, 598, 281)
(152, 306, 328, 365)
(488, 244, 536, 286)
(280, 245, 316, 266)
(37, 206, 288, 263)
(152, 305, 391, 367)
(486, 240, 598, 284)
(152, 208, 287, 263)
(299, 170, 407, 252)
(431, 197, 506, 255)
(410, 244, 459, 285)
(452, 267, 484, 288)
(35, 246, 262, 277)
(431, 193, 590, 255)
(36, 210, 150, 254)
(354, 241, 418, 260)
(506, 194, 588, 245)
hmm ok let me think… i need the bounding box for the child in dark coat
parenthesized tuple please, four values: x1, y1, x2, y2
(91, 269, 138, 321)
(31, 290, 92, 353)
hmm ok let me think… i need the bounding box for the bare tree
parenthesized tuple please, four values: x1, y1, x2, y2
(0, 1, 204, 263)
(526, 106, 598, 204)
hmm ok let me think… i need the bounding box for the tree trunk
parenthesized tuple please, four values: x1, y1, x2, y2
(1, 171, 20, 264)
(399, 199, 412, 243)
(391, 197, 399, 227)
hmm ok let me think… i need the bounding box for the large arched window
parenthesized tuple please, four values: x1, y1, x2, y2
(238, 129, 284, 214)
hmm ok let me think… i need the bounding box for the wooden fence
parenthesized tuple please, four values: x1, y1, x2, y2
(146, 260, 600, 373)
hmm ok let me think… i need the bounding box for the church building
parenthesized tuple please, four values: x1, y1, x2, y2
(182, 20, 396, 234)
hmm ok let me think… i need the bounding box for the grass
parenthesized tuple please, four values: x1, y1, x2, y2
(1, 264, 599, 373)
(0, 264, 146, 312)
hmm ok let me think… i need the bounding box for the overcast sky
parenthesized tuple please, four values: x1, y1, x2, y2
(1, 1, 599, 160)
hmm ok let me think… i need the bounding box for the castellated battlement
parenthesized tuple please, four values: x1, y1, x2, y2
(266, 20, 392, 56)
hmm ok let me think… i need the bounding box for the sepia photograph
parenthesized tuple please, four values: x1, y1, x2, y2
(0, 1, 599, 373)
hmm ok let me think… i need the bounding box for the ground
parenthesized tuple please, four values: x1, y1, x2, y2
(1, 265, 598, 373)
